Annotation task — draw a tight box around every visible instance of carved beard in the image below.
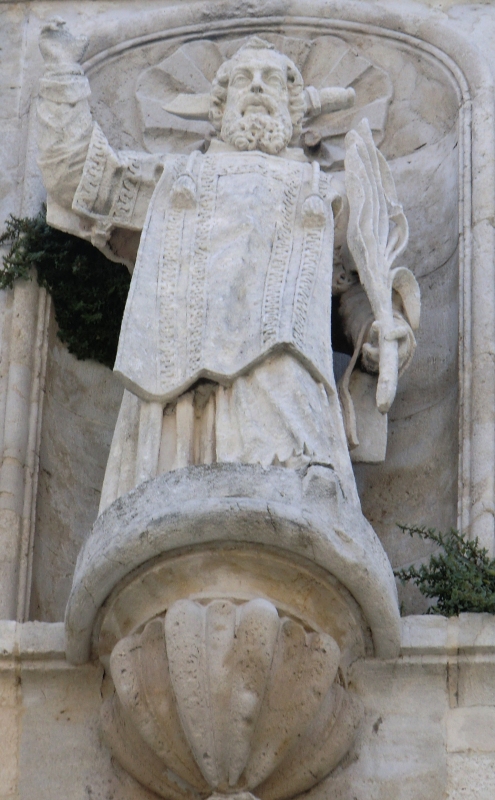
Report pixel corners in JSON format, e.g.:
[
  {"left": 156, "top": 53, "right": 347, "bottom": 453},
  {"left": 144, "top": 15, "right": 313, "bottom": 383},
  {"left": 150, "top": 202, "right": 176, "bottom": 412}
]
[{"left": 220, "top": 99, "right": 293, "bottom": 155}]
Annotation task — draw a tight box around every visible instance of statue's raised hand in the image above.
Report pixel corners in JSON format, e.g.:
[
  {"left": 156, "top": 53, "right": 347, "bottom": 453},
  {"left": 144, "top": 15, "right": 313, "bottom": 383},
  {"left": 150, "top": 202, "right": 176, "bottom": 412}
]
[{"left": 39, "top": 18, "right": 88, "bottom": 74}]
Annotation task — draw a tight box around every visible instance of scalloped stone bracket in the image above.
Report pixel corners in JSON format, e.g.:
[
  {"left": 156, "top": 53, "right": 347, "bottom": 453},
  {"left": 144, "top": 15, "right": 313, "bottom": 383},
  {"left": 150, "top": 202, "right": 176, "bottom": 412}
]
[
  {"left": 66, "top": 464, "right": 400, "bottom": 665},
  {"left": 65, "top": 464, "right": 399, "bottom": 798},
  {"left": 101, "top": 598, "right": 364, "bottom": 800}
]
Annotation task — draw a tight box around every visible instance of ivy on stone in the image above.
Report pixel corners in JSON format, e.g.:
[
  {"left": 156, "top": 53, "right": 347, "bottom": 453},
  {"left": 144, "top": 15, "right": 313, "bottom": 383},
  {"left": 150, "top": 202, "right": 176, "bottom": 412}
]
[
  {"left": 0, "top": 207, "right": 130, "bottom": 368},
  {"left": 395, "top": 525, "right": 495, "bottom": 616}
]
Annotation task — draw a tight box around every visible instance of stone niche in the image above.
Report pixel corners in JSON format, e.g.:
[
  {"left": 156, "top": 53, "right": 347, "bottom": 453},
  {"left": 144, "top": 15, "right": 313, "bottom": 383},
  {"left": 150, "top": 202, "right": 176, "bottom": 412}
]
[
  {"left": 30, "top": 4, "right": 461, "bottom": 619},
  {"left": 32, "top": 1, "right": 463, "bottom": 791},
  {"left": 3, "top": 3, "right": 495, "bottom": 800}
]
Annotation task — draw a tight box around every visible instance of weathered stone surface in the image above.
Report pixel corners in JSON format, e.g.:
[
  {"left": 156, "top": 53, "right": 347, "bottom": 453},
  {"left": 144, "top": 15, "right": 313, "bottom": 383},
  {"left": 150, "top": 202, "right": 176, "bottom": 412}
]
[
  {"left": 0, "top": 5, "right": 27, "bottom": 223},
  {"left": 0, "top": 616, "right": 491, "bottom": 800},
  {"left": 97, "top": 546, "right": 370, "bottom": 673},
  {"left": 30, "top": 320, "right": 122, "bottom": 622},
  {"left": 2, "top": 3, "right": 495, "bottom": 800},
  {"left": 446, "top": 707, "right": 495, "bottom": 753},
  {"left": 103, "top": 599, "right": 362, "bottom": 800},
  {"left": 457, "top": 659, "right": 495, "bottom": 707},
  {"left": 0, "top": 670, "right": 20, "bottom": 798},
  {"left": 17, "top": 663, "right": 156, "bottom": 800},
  {"left": 65, "top": 465, "right": 401, "bottom": 664},
  {"left": 401, "top": 614, "right": 495, "bottom": 657},
  {"left": 447, "top": 753, "right": 495, "bottom": 800}
]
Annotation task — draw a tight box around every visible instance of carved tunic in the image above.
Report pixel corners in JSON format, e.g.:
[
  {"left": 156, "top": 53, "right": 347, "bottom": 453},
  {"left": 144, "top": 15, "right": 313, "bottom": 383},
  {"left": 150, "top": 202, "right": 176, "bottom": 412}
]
[
  {"left": 108, "top": 148, "right": 338, "bottom": 402},
  {"left": 54, "top": 111, "right": 342, "bottom": 403}
]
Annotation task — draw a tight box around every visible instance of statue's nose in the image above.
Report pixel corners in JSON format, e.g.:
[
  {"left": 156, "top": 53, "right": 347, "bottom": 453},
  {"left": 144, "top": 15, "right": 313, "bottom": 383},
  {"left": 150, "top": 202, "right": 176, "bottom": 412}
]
[{"left": 250, "top": 80, "right": 263, "bottom": 93}]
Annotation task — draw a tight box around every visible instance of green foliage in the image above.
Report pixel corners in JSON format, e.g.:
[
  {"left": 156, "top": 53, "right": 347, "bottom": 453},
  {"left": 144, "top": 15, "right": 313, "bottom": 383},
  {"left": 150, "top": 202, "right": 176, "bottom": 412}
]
[
  {"left": 0, "top": 208, "right": 130, "bottom": 367},
  {"left": 395, "top": 525, "right": 495, "bottom": 616}
]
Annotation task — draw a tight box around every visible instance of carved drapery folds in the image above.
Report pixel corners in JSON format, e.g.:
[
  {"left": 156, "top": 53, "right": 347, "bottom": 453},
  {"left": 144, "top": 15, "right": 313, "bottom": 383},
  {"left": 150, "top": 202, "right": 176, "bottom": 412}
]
[{"left": 102, "top": 599, "right": 363, "bottom": 800}]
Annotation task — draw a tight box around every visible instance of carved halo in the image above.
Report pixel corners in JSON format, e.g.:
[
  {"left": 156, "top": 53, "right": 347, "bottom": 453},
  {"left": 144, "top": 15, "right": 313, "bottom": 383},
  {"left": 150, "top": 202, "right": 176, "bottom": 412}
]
[{"left": 136, "top": 33, "right": 392, "bottom": 167}]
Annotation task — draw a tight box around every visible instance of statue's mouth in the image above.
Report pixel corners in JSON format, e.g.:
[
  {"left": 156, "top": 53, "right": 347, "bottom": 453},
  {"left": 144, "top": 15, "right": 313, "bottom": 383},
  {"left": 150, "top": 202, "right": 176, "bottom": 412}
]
[
  {"left": 241, "top": 96, "right": 275, "bottom": 117},
  {"left": 242, "top": 105, "right": 271, "bottom": 117}
]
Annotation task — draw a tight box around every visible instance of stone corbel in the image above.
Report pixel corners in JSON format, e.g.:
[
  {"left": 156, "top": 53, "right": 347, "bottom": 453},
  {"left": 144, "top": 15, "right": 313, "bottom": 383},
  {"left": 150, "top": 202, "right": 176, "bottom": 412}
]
[
  {"left": 102, "top": 598, "right": 363, "bottom": 800},
  {"left": 65, "top": 464, "right": 400, "bottom": 799}
]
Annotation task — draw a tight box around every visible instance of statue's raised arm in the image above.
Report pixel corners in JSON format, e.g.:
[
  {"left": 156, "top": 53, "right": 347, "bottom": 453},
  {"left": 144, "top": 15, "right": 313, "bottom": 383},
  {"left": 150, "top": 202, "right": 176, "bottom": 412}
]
[
  {"left": 37, "top": 19, "right": 164, "bottom": 260},
  {"left": 37, "top": 19, "right": 92, "bottom": 212}
]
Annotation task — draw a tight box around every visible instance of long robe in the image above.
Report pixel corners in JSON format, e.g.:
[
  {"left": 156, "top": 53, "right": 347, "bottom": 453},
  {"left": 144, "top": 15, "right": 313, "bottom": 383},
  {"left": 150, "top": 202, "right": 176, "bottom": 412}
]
[
  {"left": 37, "top": 77, "right": 362, "bottom": 513},
  {"left": 87, "top": 141, "right": 359, "bottom": 511}
]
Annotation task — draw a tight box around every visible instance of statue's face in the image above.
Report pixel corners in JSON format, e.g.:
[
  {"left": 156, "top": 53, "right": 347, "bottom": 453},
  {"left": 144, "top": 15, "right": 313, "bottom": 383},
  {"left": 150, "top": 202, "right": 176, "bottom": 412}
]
[
  {"left": 226, "top": 50, "right": 290, "bottom": 117},
  {"left": 220, "top": 49, "right": 294, "bottom": 155}
]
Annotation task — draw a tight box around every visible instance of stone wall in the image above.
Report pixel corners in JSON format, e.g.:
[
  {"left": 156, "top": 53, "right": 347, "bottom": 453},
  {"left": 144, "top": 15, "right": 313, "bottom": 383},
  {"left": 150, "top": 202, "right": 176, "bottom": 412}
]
[
  {"left": 1, "top": 1, "right": 495, "bottom": 798},
  {"left": 1, "top": 616, "right": 495, "bottom": 800}
]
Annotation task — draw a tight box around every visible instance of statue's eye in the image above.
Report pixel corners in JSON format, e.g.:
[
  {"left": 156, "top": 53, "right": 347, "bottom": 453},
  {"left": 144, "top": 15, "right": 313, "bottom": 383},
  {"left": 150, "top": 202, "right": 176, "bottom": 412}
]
[
  {"left": 230, "top": 73, "right": 250, "bottom": 88},
  {"left": 264, "top": 72, "right": 285, "bottom": 89}
]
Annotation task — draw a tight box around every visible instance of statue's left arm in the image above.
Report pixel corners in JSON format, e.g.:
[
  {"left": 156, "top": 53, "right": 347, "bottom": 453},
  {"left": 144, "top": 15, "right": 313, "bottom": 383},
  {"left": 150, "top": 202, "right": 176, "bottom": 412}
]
[
  {"left": 329, "top": 125, "right": 420, "bottom": 457},
  {"left": 342, "top": 120, "right": 420, "bottom": 411}
]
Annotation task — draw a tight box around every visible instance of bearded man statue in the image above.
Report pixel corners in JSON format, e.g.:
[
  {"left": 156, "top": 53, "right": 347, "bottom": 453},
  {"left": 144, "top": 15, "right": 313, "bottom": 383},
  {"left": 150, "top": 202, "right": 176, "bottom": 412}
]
[
  {"left": 210, "top": 39, "right": 305, "bottom": 154},
  {"left": 36, "top": 23, "right": 417, "bottom": 513}
]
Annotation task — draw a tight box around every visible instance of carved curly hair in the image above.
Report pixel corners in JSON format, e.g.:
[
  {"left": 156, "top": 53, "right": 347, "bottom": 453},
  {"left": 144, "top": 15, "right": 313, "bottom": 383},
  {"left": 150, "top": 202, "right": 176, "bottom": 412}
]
[{"left": 209, "top": 38, "right": 306, "bottom": 142}]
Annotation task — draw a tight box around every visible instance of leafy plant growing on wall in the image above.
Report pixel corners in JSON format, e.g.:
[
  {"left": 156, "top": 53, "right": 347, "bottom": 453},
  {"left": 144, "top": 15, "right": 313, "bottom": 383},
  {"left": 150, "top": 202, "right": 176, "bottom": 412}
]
[
  {"left": 0, "top": 207, "right": 130, "bottom": 367},
  {"left": 395, "top": 525, "right": 495, "bottom": 616}
]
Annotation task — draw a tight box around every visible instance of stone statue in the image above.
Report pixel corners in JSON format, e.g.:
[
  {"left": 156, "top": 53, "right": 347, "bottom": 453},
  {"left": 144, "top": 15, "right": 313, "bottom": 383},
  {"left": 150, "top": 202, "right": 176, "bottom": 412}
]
[
  {"left": 37, "top": 20, "right": 419, "bottom": 514},
  {"left": 38, "top": 21, "right": 421, "bottom": 795}
]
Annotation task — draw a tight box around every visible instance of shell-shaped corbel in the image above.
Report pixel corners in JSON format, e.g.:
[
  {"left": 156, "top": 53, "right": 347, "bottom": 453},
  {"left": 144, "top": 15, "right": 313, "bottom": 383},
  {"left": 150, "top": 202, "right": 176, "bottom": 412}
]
[{"left": 102, "top": 598, "right": 363, "bottom": 800}]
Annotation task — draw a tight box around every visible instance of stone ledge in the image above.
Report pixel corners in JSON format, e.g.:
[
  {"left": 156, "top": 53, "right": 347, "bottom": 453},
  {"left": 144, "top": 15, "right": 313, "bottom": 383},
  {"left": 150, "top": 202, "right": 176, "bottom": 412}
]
[
  {"left": 0, "top": 622, "right": 65, "bottom": 662},
  {"left": 1, "top": 614, "right": 494, "bottom": 663},
  {"left": 401, "top": 614, "right": 495, "bottom": 656}
]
